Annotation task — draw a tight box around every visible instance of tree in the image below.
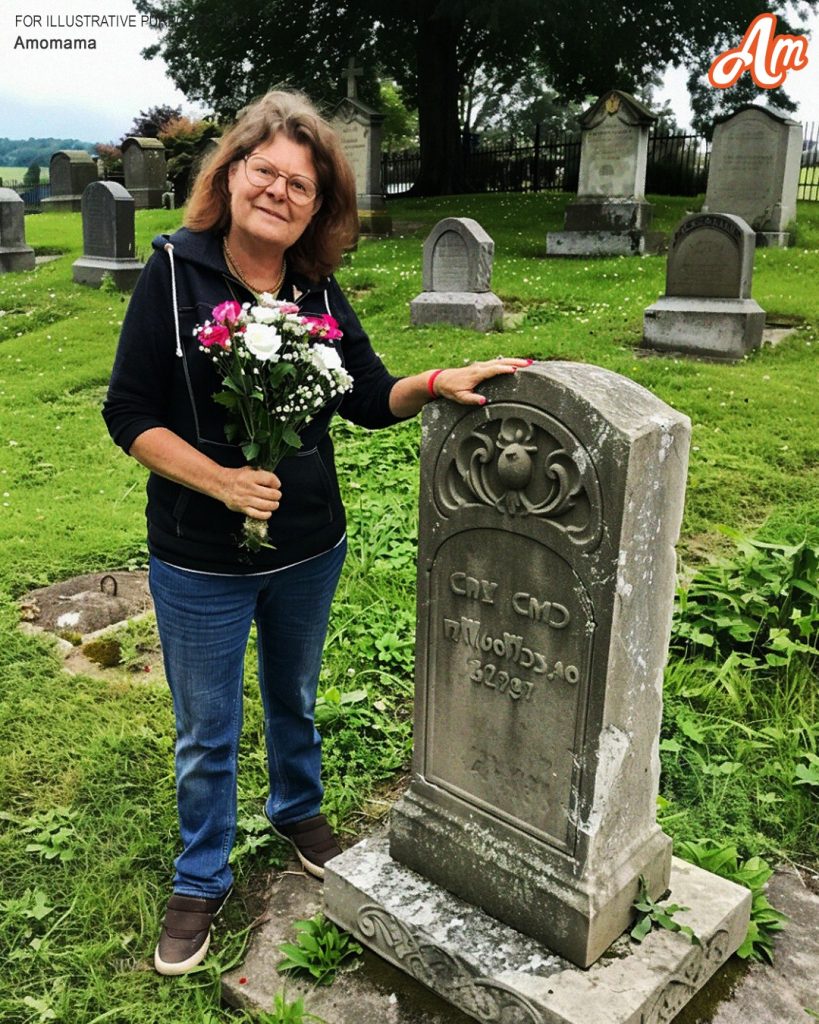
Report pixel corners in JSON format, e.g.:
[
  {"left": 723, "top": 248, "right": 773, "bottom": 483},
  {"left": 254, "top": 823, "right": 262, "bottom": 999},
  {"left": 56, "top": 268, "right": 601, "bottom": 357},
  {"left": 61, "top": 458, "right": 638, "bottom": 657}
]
[
  {"left": 22, "top": 162, "right": 40, "bottom": 187},
  {"left": 125, "top": 104, "right": 183, "bottom": 140},
  {"left": 158, "top": 115, "right": 221, "bottom": 203},
  {"left": 134, "top": 0, "right": 818, "bottom": 195}
]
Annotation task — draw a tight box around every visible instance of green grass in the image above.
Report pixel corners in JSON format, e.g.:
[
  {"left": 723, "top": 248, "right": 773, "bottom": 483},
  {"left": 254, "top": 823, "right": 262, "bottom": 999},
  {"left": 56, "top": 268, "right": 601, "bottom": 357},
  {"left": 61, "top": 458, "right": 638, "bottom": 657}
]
[
  {"left": 0, "top": 193, "right": 817, "bottom": 1021},
  {"left": 0, "top": 167, "right": 48, "bottom": 184}
]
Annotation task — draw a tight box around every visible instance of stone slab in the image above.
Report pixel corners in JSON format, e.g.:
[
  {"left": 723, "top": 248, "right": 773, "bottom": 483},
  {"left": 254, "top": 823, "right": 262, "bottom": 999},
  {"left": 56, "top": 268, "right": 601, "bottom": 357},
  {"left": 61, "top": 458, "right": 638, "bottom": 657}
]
[
  {"left": 72, "top": 256, "right": 144, "bottom": 290},
  {"left": 410, "top": 291, "right": 503, "bottom": 331},
  {"left": 0, "top": 249, "right": 36, "bottom": 272},
  {"left": 755, "top": 231, "right": 791, "bottom": 248},
  {"left": 563, "top": 198, "right": 653, "bottom": 233},
  {"left": 546, "top": 231, "right": 645, "bottom": 256},
  {"left": 325, "top": 835, "right": 751, "bottom": 1024},
  {"left": 41, "top": 196, "right": 84, "bottom": 213},
  {"left": 642, "top": 297, "right": 765, "bottom": 361}
]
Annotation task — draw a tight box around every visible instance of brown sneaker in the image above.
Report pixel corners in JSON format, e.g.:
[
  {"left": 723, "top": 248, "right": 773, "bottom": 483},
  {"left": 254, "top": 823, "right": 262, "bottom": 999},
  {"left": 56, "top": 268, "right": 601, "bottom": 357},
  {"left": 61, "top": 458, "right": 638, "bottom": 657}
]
[
  {"left": 271, "top": 813, "right": 342, "bottom": 879},
  {"left": 154, "top": 890, "right": 230, "bottom": 976}
]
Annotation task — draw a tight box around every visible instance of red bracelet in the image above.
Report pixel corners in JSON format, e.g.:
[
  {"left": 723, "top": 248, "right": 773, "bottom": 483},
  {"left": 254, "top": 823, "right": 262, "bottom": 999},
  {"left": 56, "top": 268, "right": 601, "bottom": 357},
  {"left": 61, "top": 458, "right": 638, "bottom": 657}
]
[{"left": 427, "top": 369, "right": 444, "bottom": 397}]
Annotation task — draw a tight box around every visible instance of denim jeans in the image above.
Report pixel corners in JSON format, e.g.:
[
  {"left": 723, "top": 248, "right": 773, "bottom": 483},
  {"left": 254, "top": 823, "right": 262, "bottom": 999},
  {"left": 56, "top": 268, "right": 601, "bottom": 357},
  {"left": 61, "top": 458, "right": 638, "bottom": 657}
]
[{"left": 148, "top": 538, "right": 346, "bottom": 898}]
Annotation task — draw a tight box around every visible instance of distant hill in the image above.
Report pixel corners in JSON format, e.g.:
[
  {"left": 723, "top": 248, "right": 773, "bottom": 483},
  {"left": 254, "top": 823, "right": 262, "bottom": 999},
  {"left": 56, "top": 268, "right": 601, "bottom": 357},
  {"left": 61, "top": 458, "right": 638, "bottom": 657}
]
[{"left": 0, "top": 137, "right": 95, "bottom": 168}]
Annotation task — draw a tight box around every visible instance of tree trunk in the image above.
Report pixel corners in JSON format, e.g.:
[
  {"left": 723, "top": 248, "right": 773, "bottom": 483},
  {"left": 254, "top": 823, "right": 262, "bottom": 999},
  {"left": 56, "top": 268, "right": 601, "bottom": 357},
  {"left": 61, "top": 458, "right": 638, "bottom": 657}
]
[{"left": 409, "top": 5, "right": 463, "bottom": 196}]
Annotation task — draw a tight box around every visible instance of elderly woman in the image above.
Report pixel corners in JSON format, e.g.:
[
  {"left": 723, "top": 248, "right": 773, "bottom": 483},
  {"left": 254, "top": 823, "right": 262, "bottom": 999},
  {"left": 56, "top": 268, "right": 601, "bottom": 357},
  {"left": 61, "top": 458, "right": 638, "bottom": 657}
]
[{"left": 103, "top": 89, "right": 527, "bottom": 976}]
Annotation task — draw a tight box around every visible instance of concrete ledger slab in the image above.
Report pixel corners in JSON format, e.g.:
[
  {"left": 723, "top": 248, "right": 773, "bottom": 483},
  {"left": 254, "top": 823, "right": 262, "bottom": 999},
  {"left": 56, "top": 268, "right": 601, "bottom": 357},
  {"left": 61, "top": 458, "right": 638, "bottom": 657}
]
[
  {"left": 325, "top": 835, "right": 751, "bottom": 1024},
  {"left": 546, "top": 231, "right": 646, "bottom": 256}
]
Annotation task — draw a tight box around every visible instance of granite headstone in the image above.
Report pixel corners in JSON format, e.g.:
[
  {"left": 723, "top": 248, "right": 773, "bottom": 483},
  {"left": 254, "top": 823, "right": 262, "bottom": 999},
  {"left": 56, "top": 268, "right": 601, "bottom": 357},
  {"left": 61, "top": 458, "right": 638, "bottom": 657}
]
[
  {"left": 643, "top": 213, "right": 765, "bottom": 360},
  {"left": 0, "top": 188, "right": 36, "bottom": 272},
  {"left": 326, "top": 363, "right": 751, "bottom": 1022},
  {"left": 703, "top": 105, "right": 802, "bottom": 247},
  {"left": 410, "top": 217, "right": 503, "bottom": 331},
  {"left": 547, "top": 91, "right": 657, "bottom": 256},
  {"left": 72, "top": 181, "right": 144, "bottom": 290},
  {"left": 122, "top": 137, "right": 167, "bottom": 209},
  {"left": 42, "top": 150, "right": 97, "bottom": 212}
]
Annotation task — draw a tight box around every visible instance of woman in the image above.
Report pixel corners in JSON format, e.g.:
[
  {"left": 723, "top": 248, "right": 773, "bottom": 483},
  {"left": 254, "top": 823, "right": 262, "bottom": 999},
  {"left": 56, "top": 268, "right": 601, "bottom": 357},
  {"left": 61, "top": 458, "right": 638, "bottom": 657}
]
[{"left": 103, "top": 89, "right": 528, "bottom": 976}]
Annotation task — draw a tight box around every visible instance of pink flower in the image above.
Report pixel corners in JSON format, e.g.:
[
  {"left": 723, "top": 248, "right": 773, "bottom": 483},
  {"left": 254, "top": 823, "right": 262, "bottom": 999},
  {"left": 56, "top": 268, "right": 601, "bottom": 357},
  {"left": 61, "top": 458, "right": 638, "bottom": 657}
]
[
  {"left": 304, "top": 314, "right": 343, "bottom": 341},
  {"left": 212, "top": 300, "right": 243, "bottom": 325},
  {"left": 278, "top": 302, "right": 301, "bottom": 314},
  {"left": 197, "top": 323, "right": 231, "bottom": 348}
]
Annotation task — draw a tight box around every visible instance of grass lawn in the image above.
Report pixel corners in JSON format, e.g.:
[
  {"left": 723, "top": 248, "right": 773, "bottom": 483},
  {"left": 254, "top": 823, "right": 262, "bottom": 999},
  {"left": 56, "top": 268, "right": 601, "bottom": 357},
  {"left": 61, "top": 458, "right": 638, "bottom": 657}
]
[{"left": 0, "top": 192, "right": 816, "bottom": 1022}]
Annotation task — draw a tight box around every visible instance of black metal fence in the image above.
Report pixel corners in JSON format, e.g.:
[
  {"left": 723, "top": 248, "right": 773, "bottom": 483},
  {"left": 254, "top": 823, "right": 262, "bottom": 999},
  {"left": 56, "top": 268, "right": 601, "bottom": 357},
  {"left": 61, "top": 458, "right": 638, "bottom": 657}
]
[
  {"left": 384, "top": 119, "right": 819, "bottom": 202},
  {"left": 799, "top": 120, "right": 819, "bottom": 202},
  {"left": 4, "top": 180, "right": 51, "bottom": 211}
]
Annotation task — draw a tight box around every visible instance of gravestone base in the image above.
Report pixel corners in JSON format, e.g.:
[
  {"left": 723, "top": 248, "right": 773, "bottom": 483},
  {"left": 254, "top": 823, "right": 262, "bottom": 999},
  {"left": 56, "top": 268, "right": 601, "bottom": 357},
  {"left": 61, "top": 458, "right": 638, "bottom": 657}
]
[
  {"left": 563, "top": 198, "right": 653, "bottom": 233},
  {"left": 72, "top": 255, "right": 144, "bottom": 290},
  {"left": 0, "top": 245, "right": 36, "bottom": 272},
  {"left": 42, "top": 195, "right": 84, "bottom": 213},
  {"left": 755, "top": 230, "right": 791, "bottom": 248},
  {"left": 388, "top": 783, "right": 671, "bottom": 967},
  {"left": 546, "top": 230, "right": 646, "bottom": 257},
  {"left": 128, "top": 187, "right": 164, "bottom": 209},
  {"left": 410, "top": 291, "right": 503, "bottom": 331},
  {"left": 642, "top": 296, "right": 765, "bottom": 361},
  {"left": 325, "top": 835, "right": 751, "bottom": 1024}
]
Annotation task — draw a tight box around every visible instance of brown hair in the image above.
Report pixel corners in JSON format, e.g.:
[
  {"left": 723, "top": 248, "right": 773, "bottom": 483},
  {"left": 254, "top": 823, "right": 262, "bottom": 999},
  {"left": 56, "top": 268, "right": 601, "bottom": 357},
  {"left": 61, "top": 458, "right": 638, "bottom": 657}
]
[{"left": 185, "top": 90, "right": 358, "bottom": 281}]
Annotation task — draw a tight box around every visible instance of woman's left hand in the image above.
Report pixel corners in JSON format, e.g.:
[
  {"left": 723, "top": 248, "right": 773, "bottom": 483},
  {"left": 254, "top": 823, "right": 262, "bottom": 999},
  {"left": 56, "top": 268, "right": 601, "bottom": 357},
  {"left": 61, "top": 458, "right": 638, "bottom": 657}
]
[{"left": 433, "top": 358, "right": 533, "bottom": 405}]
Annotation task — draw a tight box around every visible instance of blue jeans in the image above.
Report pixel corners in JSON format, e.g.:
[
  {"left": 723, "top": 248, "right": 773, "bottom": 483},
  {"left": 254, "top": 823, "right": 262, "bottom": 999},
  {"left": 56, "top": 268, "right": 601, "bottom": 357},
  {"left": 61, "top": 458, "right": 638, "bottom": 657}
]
[{"left": 148, "top": 539, "right": 346, "bottom": 898}]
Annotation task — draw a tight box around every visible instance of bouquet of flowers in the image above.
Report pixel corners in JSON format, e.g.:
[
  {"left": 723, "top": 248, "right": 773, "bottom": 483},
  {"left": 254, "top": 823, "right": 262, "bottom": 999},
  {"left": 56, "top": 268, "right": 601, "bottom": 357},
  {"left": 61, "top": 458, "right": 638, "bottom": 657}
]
[{"left": 195, "top": 294, "right": 353, "bottom": 551}]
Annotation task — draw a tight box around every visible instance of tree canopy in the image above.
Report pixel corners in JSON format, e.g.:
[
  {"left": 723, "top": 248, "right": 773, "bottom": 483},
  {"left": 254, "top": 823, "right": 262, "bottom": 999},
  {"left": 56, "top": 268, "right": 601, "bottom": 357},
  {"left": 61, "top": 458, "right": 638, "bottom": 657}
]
[{"left": 135, "top": 0, "right": 816, "bottom": 194}]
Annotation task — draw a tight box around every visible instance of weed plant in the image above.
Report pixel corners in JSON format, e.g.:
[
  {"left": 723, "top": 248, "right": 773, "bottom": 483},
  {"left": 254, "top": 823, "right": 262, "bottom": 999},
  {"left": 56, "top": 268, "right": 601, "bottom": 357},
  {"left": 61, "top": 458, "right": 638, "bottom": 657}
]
[{"left": 0, "top": 195, "right": 817, "bottom": 1020}]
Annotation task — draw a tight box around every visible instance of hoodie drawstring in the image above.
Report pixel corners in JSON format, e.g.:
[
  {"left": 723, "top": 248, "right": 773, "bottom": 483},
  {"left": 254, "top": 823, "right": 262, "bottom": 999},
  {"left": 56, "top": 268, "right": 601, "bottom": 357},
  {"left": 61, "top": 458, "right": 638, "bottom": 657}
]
[{"left": 164, "top": 242, "right": 183, "bottom": 357}]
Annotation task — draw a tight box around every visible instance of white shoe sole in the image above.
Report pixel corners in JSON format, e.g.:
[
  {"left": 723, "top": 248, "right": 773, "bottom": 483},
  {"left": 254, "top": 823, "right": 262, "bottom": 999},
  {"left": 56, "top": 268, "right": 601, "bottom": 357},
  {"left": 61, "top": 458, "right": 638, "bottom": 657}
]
[{"left": 154, "top": 929, "right": 211, "bottom": 976}]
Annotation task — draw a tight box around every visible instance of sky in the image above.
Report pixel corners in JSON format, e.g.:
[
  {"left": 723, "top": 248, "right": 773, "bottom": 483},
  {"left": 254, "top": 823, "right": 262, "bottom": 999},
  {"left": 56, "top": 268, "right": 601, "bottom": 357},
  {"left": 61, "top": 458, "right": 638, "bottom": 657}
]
[{"left": 1, "top": 0, "right": 817, "bottom": 144}]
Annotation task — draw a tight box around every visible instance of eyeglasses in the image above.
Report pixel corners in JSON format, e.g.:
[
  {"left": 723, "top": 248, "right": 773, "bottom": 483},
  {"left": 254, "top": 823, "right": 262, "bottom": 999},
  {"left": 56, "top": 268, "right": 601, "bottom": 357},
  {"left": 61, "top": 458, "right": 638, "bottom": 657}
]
[{"left": 242, "top": 155, "right": 319, "bottom": 205}]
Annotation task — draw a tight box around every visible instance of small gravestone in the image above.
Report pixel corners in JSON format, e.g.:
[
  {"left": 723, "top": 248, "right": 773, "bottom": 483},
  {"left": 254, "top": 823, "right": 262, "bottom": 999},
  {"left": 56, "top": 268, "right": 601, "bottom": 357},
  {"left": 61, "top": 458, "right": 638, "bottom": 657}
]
[
  {"left": 410, "top": 218, "right": 503, "bottom": 332},
  {"left": 19, "top": 571, "right": 152, "bottom": 636},
  {"left": 72, "top": 181, "right": 144, "bottom": 290},
  {"left": 643, "top": 213, "right": 765, "bottom": 361},
  {"left": 0, "top": 188, "right": 36, "bottom": 272},
  {"left": 547, "top": 91, "right": 657, "bottom": 256},
  {"left": 325, "top": 363, "right": 751, "bottom": 1022},
  {"left": 122, "top": 137, "right": 167, "bottom": 209},
  {"left": 333, "top": 58, "right": 392, "bottom": 235},
  {"left": 42, "top": 150, "right": 98, "bottom": 212},
  {"left": 703, "top": 105, "right": 802, "bottom": 247}
]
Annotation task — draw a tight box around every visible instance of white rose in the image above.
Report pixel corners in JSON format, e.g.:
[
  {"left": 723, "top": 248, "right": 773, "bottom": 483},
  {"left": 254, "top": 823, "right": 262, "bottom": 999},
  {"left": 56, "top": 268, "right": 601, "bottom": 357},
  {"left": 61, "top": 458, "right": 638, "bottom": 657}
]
[
  {"left": 244, "top": 323, "right": 282, "bottom": 361},
  {"left": 250, "top": 304, "right": 279, "bottom": 324},
  {"left": 311, "top": 344, "right": 343, "bottom": 374}
]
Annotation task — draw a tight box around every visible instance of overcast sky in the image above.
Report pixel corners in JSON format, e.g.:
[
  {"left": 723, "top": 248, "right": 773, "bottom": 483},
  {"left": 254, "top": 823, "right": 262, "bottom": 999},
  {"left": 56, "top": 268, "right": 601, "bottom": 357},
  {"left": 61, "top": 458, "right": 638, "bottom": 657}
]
[{"left": 1, "top": 0, "right": 817, "bottom": 143}]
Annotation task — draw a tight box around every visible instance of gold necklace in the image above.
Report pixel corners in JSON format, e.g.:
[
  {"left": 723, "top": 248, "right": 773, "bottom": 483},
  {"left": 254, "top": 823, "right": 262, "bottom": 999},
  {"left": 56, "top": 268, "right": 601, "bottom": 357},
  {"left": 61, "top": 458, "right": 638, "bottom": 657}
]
[{"left": 223, "top": 238, "right": 287, "bottom": 296}]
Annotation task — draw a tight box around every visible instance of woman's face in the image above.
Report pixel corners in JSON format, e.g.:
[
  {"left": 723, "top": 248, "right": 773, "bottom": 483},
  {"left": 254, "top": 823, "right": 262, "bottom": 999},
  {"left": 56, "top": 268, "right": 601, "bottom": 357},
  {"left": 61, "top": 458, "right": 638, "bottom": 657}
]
[{"left": 227, "top": 133, "right": 321, "bottom": 253}]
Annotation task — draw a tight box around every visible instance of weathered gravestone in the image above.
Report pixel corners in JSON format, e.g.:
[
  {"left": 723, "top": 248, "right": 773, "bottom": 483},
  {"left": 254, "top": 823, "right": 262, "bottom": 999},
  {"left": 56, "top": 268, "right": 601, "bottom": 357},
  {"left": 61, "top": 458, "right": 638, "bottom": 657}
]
[
  {"left": 122, "top": 136, "right": 167, "bottom": 209},
  {"left": 643, "top": 213, "right": 765, "bottom": 361},
  {"left": 702, "top": 105, "right": 802, "bottom": 248},
  {"left": 72, "top": 181, "right": 144, "bottom": 290},
  {"left": 410, "top": 218, "right": 503, "bottom": 332},
  {"left": 325, "top": 363, "right": 751, "bottom": 1023},
  {"left": 0, "top": 188, "right": 36, "bottom": 272},
  {"left": 333, "top": 58, "right": 392, "bottom": 235},
  {"left": 42, "top": 150, "right": 97, "bottom": 212},
  {"left": 547, "top": 91, "right": 657, "bottom": 256}
]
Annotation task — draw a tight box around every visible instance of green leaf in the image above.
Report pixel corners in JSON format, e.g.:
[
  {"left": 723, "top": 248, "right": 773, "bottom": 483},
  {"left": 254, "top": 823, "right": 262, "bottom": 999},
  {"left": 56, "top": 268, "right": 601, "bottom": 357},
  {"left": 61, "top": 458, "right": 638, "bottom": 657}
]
[{"left": 242, "top": 441, "right": 260, "bottom": 462}]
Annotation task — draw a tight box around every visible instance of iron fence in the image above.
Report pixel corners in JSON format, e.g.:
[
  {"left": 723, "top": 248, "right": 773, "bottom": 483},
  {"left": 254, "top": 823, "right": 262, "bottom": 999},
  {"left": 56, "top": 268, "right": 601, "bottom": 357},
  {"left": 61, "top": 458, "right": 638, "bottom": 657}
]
[{"left": 799, "top": 120, "right": 819, "bottom": 202}]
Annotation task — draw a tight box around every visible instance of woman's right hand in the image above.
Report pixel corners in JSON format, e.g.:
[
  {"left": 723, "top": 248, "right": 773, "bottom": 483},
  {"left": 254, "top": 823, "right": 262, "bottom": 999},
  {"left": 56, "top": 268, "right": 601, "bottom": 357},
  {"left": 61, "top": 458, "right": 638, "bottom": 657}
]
[{"left": 221, "top": 466, "right": 282, "bottom": 519}]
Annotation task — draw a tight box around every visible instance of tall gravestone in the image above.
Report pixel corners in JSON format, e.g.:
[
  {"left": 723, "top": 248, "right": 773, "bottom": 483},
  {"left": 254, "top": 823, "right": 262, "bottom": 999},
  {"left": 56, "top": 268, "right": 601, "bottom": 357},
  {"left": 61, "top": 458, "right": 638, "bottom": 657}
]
[
  {"left": 333, "top": 58, "right": 392, "bottom": 235},
  {"left": 122, "top": 137, "right": 167, "bottom": 209},
  {"left": 325, "top": 364, "right": 751, "bottom": 1023},
  {"left": 547, "top": 91, "right": 657, "bottom": 256},
  {"left": 703, "top": 105, "right": 802, "bottom": 247},
  {"left": 0, "top": 188, "right": 36, "bottom": 272},
  {"left": 72, "top": 181, "right": 144, "bottom": 290},
  {"left": 42, "top": 150, "right": 97, "bottom": 212},
  {"left": 410, "top": 218, "right": 503, "bottom": 332},
  {"left": 643, "top": 213, "right": 765, "bottom": 361}
]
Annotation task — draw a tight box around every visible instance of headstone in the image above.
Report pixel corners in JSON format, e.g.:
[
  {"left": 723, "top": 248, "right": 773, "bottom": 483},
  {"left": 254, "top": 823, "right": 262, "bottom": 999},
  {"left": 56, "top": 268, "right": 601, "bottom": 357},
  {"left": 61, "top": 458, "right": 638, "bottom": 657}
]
[
  {"left": 410, "top": 218, "right": 503, "bottom": 331},
  {"left": 325, "top": 363, "right": 751, "bottom": 1022},
  {"left": 0, "top": 188, "right": 36, "bottom": 272},
  {"left": 643, "top": 213, "right": 765, "bottom": 361},
  {"left": 72, "top": 181, "right": 144, "bottom": 290},
  {"left": 41, "top": 150, "right": 97, "bottom": 212},
  {"left": 547, "top": 91, "right": 657, "bottom": 256},
  {"left": 333, "top": 58, "right": 392, "bottom": 235},
  {"left": 121, "top": 137, "right": 167, "bottom": 209},
  {"left": 703, "top": 105, "right": 802, "bottom": 247}
]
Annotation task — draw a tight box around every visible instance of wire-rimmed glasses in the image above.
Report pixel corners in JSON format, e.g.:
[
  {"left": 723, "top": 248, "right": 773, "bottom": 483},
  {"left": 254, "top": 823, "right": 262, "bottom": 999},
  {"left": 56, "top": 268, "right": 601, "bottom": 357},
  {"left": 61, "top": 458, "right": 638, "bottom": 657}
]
[{"left": 242, "top": 155, "right": 319, "bottom": 205}]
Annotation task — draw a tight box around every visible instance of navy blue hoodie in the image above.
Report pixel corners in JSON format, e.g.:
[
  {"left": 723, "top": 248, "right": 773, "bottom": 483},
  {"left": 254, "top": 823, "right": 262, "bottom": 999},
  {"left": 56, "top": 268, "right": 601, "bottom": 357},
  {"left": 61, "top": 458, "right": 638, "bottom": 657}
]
[{"left": 103, "top": 227, "right": 405, "bottom": 573}]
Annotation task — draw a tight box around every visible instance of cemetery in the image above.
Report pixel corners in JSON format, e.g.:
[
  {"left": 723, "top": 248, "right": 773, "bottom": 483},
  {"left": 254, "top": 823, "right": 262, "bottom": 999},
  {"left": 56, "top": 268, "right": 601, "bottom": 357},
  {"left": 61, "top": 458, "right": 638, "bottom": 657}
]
[{"left": 1, "top": 156, "right": 818, "bottom": 1023}]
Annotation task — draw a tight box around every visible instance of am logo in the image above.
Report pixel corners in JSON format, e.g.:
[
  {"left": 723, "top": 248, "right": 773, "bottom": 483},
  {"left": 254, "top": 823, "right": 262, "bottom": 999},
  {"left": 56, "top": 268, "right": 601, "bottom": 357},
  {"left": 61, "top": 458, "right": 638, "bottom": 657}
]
[{"left": 708, "top": 12, "right": 809, "bottom": 90}]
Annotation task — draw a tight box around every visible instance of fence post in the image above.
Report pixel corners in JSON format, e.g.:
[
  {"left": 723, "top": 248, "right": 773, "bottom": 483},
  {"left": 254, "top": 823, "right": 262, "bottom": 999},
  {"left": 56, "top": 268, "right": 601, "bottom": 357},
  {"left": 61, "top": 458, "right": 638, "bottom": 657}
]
[{"left": 533, "top": 121, "right": 541, "bottom": 193}]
